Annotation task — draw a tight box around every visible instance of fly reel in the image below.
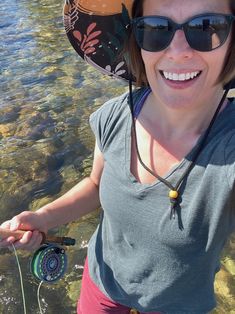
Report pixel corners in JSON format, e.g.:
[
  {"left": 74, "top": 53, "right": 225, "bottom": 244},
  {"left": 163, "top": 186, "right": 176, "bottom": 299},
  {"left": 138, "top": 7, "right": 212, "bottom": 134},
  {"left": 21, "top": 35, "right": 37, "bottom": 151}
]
[
  {"left": 31, "top": 244, "right": 68, "bottom": 283},
  {"left": 0, "top": 228, "right": 76, "bottom": 283}
]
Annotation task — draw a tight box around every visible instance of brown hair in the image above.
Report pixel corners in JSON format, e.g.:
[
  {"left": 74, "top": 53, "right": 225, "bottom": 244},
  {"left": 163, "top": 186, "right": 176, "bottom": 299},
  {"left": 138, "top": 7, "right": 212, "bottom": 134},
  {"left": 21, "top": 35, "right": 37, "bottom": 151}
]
[{"left": 127, "top": 0, "right": 235, "bottom": 88}]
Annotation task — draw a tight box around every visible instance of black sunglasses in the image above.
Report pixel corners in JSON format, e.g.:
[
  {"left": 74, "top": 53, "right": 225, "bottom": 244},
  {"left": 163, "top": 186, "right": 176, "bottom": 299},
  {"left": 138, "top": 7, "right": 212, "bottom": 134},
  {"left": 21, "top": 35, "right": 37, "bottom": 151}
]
[{"left": 131, "top": 13, "right": 235, "bottom": 52}]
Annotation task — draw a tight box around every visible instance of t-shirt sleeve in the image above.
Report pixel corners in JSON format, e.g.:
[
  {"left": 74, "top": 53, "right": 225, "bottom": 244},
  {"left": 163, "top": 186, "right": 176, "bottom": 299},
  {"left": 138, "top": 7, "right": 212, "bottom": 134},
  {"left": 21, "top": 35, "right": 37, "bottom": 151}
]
[
  {"left": 224, "top": 132, "right": 235, "bottom": 189},
  {"left": 89, "top": 92, "right": 129, "bottom": 152},
  {"left": 224, "top": 131, "right": 235, "bottom": 232},
  {"left": 89, "top": 106, "right": 105, "bottom": 152}
]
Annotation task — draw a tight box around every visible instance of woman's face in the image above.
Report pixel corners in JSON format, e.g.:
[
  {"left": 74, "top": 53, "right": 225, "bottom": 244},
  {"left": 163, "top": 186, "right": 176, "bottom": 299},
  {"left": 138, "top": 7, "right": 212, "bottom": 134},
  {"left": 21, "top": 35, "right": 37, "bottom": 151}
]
[{"left": 141, "top": 0, "right": 231, "bottom": 111}]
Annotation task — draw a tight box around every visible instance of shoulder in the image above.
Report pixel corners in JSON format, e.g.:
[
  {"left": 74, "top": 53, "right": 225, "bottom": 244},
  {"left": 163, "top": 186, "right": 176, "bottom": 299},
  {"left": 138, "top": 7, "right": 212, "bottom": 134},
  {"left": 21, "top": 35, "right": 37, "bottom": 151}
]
[
  {"left": 89, "top": 91, "right": 127, "bottom": 152},
  {"left": 90, "top": 87, "right": 146, "bottom": 124},
  {"left": 220, "top": 100, "right": 235, "bottom": 188},
  {"left": 89, "top": 91, "right": 129, "bottom": 152},
  {"left": 89, "top": 88, "right": 146, "bottom": 151},
  {"left": 212, "top": 99, "right": 235, "bottom": 151},
  {"left": 222, "top": 99, "right": 235, "bottom": 151},
  {"left": 89, "top": 90, "right": 130, "bottom": 127}
]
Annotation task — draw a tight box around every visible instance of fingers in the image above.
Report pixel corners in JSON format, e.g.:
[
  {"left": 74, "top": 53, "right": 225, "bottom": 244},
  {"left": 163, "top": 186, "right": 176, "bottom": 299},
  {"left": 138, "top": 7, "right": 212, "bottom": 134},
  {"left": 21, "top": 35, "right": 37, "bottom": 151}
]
[
  {"left": 0, "top": 220, "right": 11, "bottom": 228},
  {"left": 0, "top": 214, "right": 43, "bottom": 250},
  {"left": 0, "top": 236, "right": 16, "bottom": 247},
  {"left": 0, "top": 215, "right": 27, "bottom": 234},
  {"left": 0, "top": 230, "right": 43, "bottom": 251},
  {"left": 0, "top": 211, "right": 47, "bottom": 251},
  {"left": 10, "top": 214, "right": 31, "bottom": 231},
  {"left": 0, "top": 220, "right": 17, "bottom": 248},
  {"left": 0, "top": 220, "right": 11, "bottom": 229},
  {"left": 13, "top": 230, "right": 43, "bottom": 251}
]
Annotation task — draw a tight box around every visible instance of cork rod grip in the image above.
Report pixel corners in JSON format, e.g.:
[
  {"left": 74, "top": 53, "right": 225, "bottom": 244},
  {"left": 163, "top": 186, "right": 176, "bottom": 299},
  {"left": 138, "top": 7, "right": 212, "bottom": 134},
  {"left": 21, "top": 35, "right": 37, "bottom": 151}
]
[{"left": 0, "top": 227, "right": 75, "bottom": 246}]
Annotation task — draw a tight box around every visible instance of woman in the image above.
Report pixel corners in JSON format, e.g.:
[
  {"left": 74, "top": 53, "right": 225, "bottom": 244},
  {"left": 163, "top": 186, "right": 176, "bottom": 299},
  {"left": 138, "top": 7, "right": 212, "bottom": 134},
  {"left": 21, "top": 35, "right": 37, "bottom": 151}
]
[{"left": 1, "top": 0, "right": 235, "bottom": 313}]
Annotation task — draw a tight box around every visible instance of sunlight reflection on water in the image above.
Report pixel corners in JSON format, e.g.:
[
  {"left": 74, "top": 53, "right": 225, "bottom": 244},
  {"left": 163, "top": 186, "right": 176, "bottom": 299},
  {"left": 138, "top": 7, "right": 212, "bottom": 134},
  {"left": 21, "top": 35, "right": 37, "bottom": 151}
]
[{"left": 0, "top": 1, "right": 234, "bottom": 313}]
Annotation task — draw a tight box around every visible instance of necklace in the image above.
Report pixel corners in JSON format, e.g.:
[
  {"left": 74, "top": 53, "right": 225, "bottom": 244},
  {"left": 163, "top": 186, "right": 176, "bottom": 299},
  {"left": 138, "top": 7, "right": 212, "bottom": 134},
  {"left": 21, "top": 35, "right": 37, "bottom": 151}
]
[{"left": 129, "top": 81, "right": 230, "bottom": 220}]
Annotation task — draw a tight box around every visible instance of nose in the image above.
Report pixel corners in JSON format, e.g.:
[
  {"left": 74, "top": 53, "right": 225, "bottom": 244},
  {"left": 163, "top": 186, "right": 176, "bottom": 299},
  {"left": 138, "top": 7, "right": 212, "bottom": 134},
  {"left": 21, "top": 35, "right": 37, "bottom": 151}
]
[{"left": 165, "top": 29, "right": 194, "bottom": 60}]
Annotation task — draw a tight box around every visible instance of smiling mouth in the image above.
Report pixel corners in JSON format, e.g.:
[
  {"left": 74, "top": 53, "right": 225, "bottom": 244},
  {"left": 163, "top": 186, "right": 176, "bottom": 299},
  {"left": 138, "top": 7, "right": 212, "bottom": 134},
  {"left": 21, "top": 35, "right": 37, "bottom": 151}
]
[{"left": 160, "top": 70, "right": 202, "bottom": 82}]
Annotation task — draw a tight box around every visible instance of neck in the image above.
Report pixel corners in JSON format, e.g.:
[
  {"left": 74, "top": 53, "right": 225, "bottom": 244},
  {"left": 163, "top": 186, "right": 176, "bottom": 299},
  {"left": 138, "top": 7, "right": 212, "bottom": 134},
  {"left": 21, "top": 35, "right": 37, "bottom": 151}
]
[{"left": 143, "top": 89, "right": 227, "bottom": 141}]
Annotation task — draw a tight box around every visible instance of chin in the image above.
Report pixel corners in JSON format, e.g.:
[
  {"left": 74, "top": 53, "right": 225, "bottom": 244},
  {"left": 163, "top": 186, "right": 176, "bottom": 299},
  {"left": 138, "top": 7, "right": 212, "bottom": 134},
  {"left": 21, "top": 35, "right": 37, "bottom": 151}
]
[
  {"left": 153, "top": 87, "right": 198, "bottom": 110},
  {"left": 162, "top": 98, "right": 194, "bottom": 110}
]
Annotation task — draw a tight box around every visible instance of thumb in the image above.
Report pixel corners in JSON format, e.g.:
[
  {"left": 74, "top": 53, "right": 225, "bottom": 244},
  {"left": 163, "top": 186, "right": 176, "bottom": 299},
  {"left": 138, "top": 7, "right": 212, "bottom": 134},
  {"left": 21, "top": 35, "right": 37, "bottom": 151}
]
[
  {"left": 0, "top": 220, "right": 11, "bottom": 229},
  {"left": 10, "top": 217, "right": 24, "bottom": 231}
]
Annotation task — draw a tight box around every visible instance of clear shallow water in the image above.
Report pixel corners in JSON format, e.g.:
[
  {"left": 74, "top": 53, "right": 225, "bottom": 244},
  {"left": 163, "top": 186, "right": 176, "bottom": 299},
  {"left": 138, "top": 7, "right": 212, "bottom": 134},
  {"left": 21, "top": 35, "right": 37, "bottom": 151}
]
[
  {"left": 0, "top": 0, "right": 125, "bottom": 312},
  {"left": 0, "top": 1, "right": 234, "bottom": 313}
]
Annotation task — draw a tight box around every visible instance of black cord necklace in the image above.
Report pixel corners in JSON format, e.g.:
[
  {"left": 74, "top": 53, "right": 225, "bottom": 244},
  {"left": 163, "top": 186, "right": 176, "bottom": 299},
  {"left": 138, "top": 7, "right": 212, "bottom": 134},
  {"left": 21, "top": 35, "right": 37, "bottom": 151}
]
[{"left": 129, "top": 80, "right": 230, "bottom": 219}]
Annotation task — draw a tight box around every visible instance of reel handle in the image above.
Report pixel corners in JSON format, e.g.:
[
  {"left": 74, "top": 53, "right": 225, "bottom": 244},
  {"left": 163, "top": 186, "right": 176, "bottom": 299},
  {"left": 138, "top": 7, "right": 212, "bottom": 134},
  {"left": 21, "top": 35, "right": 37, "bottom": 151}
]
[{"left": 0, "top": 227, "right": 75, "bottom": 246}]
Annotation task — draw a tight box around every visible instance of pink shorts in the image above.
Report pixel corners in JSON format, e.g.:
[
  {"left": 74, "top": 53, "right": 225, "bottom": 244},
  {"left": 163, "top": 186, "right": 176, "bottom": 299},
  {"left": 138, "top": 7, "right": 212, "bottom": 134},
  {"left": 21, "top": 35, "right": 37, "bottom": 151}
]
[{"left": 77, "top": 258, "right": 162, "bottom": 314}]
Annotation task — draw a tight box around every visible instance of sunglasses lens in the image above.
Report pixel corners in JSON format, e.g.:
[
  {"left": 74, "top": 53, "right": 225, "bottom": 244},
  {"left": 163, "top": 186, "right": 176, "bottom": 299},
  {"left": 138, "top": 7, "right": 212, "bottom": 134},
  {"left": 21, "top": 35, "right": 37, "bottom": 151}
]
[
  {"left": 133, "top": 14, "right": 232, "bottom": 52},
  {"left": 133, "top": 17, "right": 173, "bottom": 51},
  {"left": 186, "top": 15, "right": 231, "bottom": 51}
]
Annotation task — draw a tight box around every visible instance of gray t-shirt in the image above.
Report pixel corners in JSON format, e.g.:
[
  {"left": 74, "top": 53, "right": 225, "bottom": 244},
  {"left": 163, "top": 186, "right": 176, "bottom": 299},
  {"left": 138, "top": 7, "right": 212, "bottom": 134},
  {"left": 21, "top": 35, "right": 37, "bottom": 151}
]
[{"left": 87, "top": 88, "right": 235, "bottom": 313}]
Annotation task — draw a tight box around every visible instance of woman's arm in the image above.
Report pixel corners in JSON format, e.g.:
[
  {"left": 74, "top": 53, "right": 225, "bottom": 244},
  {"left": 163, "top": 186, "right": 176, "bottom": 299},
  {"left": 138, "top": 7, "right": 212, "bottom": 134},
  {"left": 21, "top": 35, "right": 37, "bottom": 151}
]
[
  {"left": 37, "top": 141, "right": 104, "bottom": 230},
  {"left": 0, "top": 142, "right": 104, "bottom": 249}
]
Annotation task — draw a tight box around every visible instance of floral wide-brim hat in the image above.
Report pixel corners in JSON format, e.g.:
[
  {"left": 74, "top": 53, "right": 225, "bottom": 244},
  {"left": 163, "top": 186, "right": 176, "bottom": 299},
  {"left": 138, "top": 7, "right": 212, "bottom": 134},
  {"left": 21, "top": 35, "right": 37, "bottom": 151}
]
[
  {"left": 63, "top": 0, "right": 133, "bottom": 80},
  {"left": 63, "top": 0, "right": 235, "bottom": 91}
]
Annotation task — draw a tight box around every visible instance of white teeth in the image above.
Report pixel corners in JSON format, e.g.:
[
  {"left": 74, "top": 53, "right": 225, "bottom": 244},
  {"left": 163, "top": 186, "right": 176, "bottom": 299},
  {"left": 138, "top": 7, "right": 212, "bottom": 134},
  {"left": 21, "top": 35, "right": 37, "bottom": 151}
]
[
  {"left": 186, "top": 73, "right": 191, "bottom": 80},
  {"left": 163, "top": 71, "right": 200, "bottom": 81}
]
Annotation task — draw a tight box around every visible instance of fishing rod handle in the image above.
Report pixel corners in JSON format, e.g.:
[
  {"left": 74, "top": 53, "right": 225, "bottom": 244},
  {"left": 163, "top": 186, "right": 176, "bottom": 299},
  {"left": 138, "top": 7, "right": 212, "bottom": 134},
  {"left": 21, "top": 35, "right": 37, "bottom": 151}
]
[{"left": 0, "top": 227, "right": 75, "bottom": 246}]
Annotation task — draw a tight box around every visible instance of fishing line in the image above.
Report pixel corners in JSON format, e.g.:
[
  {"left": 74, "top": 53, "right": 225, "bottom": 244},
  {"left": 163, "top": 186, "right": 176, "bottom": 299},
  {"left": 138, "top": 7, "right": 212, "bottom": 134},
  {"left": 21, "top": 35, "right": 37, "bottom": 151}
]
[
  {"left": 5, "top": 231, "right": 76, "bottom": 313},
  {"left": 11, "top": 243, "right": 27, "bottom": 314},
  {"left": 11, "top": 244, "right": 45, "bottom": 314},
  {"left": 37, "top": 281, "right": 44, "bottom": 314},
  {"left": 11, "top": 243, "right": 65, "bottom": 314}
]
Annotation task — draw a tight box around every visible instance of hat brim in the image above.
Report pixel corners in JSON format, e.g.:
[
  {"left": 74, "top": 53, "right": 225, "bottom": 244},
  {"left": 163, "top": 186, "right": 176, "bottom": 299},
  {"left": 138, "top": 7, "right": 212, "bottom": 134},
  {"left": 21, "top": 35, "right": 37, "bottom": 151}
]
[
  {"left": 63, "top": 0, "right": 133, "bottom": 81},
  {"left": 63, "top": 0, "right": 235, "bottom": 92}
]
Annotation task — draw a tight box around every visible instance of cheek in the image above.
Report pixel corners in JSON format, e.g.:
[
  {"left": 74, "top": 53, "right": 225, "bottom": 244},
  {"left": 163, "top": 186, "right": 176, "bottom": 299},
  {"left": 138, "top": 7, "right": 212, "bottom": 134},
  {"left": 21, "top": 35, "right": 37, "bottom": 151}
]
[
  {"left": 204, "top": 49, "right": 228, "bottom": 77},
  {"left": 141, "top": 50, "right": 162, "bottom": 75},
  {"left": 141, "top": 49, "right": 151, "bottom": 67}
]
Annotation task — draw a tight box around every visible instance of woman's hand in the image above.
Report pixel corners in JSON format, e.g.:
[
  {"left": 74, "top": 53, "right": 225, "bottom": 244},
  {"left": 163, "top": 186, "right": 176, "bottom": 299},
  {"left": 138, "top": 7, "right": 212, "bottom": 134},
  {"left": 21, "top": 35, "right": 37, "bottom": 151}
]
[
  {"left": 0, "top": 211, "right": 48, "bottom": 251},
  {"left": 0, "top": 145, "right": 104, "bottom": 251}
]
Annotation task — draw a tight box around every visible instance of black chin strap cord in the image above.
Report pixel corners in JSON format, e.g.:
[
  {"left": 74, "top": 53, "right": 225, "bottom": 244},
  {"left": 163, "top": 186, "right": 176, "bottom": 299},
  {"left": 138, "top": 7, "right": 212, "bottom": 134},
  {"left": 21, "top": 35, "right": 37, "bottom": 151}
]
[{"left": 129, "top": 79, "right": 230, "bottom": 219}]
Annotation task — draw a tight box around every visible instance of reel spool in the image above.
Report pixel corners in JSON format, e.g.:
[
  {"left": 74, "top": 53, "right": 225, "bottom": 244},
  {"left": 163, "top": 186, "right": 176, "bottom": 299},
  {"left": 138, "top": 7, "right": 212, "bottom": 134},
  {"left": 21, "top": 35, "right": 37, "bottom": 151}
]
[
  {"left": 31, "top": 244, "right": 67, "bottom": 283},
  {"left": 0, "top": 227, "right": 75, "bottom": 283}
]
